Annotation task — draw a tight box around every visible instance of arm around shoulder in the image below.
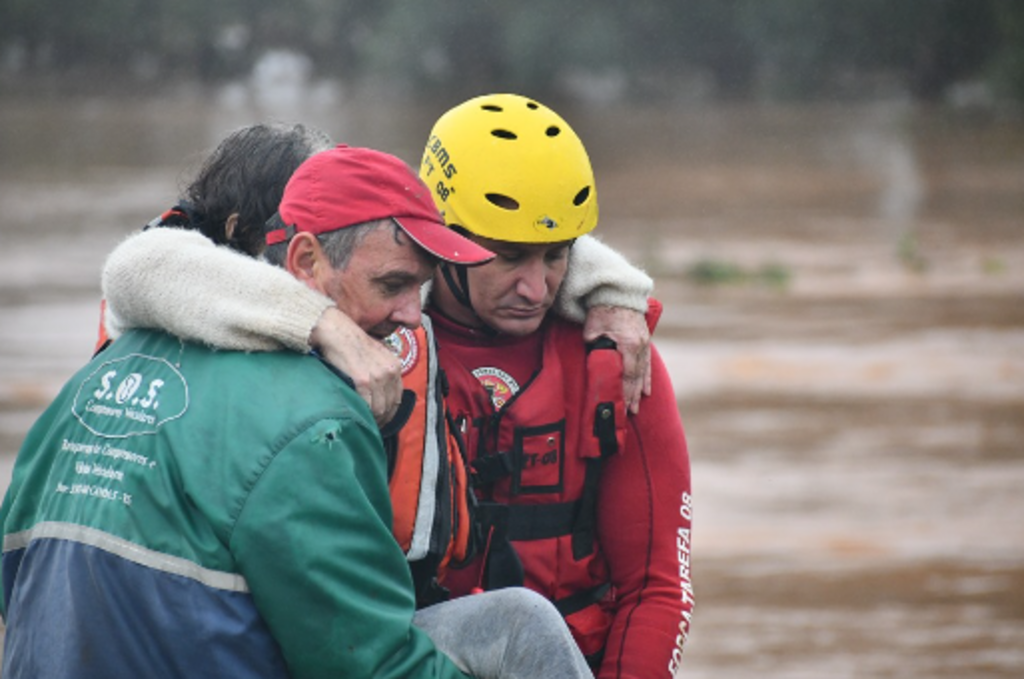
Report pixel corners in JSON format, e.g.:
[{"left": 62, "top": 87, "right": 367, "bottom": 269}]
[
  {"left": 560, "top": 234, "right": 656, "bottom": 411},
  {"left": 102, "top": 228, "right": 332, "bottom": 351},
  {"left": 555, "top": 233, "right": 653, "bottom": 323}
]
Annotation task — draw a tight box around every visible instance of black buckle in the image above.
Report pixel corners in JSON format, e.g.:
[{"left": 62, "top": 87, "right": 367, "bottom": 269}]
[{"left": 470, "top": 452, "right": 514, "bottom": 486}]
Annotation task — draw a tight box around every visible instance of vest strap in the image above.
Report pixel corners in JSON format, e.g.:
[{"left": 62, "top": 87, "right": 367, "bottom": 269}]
[
  {"left": 572, "top": 399, "right": 620, "bottom": 559},
  {"left": 570, "top": 336, "right": 624, "bottom": 560},
  {"left": 553, "top": 582, "right": 611, "bottom": 618},
  {"left": 440, "top": 263, "right": 473, "bottom": 310},
  {"left": 572, "top": 458, "right": 602, "bottom": 559},
  {"left": 585, "top": 647, "right": 606, "bottom": 672},
  {"left": 506, "top": 499, "right": 581, "bottom": 541},
  {"left": 469, "top": 451, "right": 514, "bottom": 486},
  {"left": 476, "top": 502, "right": 525, "bottom": 590}
]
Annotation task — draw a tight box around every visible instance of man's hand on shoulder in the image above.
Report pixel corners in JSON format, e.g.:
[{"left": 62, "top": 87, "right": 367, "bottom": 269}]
[
  {"left": 583, "top": 305, "right": 652, "bottom": 414},
  {"left": 310, "top": 307, "right": 403, "bottom": 425}
]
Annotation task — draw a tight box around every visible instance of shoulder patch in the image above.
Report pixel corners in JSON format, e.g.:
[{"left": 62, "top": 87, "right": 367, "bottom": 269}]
[{"left": 384, "top": 327, "right": 420, "bottom": 376}]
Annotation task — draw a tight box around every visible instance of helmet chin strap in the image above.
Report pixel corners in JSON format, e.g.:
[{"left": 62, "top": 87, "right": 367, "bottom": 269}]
[
  {"left": 440, "top": 262, "right": 473, "bottom": 310},
  {"left": 439, "top": 263, "right": 499, "bottom": 336}
]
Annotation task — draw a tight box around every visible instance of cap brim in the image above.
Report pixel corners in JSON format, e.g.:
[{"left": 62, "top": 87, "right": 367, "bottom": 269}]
[{"left": 393, "top": 217, "right": 495, "bottom": 265}]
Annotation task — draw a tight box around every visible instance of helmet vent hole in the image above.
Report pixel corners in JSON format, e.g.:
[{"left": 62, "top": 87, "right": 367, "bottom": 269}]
[
  {"left": 573, "top": 186, "right": 591, "bottom": 206},
  {"left": 545, "top": 126, "right": 561, "bottom": 137},
  {"left": 527, "top": 102, "right": 539, "bottom": 110},
  {"left": 482, "top": 105, "right": 503, "bottom": 112},
  {"left": 491, "top": 129, "right": 518, "bottom": 140},
  {"left": 485, "top": 193, "right": 520, "bottom": 211}
]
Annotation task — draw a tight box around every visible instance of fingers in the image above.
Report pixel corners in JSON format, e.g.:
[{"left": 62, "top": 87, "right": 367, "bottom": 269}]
[
  {"left": 350, "top": 347, "right": 403, "bottom": 426},
  {"left": 309, "top": 307, "right": 403, "bottom": 425},
  {"left": 621, "top": 347, "right": 644, "bottom": 415},
  {"left": 643, "top": 345, "right": 653, "bottom": 397},
  {"left": 628, "top": 344, "right": 652, "bottom": 414},
  {"left": 375, "top": 359, "right": 403, "bottom": 425},
  {"left": 353, "top": 382, "right": 379, "bottom": 422},
  {"left": 582, "top": 305, "right": 652, "bottom": 414}
]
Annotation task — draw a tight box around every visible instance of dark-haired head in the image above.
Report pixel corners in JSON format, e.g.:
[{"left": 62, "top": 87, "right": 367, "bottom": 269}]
[{"left": 182, "top": 123, "right": 332, "bottom": 256}]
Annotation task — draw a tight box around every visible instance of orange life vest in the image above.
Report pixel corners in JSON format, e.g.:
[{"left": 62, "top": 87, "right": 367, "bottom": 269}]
[
  {"left": 94, "top": 299, "right": 111, "bottom": 354},
  {"left": 381, "top": 317, "right": 475, "bottom": 606}
]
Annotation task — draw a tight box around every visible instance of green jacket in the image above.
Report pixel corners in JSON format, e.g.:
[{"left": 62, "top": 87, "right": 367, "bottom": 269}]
[{"left": 0, "top": 328, "right": 468, "bottom": 679}]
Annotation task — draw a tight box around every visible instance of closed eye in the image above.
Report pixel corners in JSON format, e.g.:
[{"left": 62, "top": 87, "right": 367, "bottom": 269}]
[
  {"left": 376, "top": 275, "right": 418, "bottom": 297},
  {"left": 499, "top": 251, "right": 525, "bottom": 264},
  {"left": 545, "top": 247, "right": 571, "bottom": 264}
]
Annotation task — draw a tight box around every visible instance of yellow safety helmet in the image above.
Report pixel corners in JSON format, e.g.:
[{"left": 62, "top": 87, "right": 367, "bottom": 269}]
[{"left": 419, "top": 93, "right": 598, "bottom": 244}]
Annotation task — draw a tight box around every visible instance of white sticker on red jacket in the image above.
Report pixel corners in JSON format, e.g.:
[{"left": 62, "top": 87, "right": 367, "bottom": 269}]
[
  {"left": 384, "top": 327, "right": 419, "bottom": 376},
  {"left": 471, "top": 367, "right": 520, "bottom": 410}
]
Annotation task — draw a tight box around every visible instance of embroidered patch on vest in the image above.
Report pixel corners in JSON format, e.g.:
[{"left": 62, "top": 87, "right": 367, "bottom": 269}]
[
  {"left": 384, "top": 327, "right": 420, "bottom": 376},
  {"left": 471, "top": 367, "right": 520, "bottom": 410}
]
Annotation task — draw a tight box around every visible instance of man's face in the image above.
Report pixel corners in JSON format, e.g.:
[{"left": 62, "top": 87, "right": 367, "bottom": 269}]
[
  {"left": 315, "top": 223, "right": 435, "bottom": 338},
  {"left": 456, "top": 236, "right": 573, "bottom": 336}
]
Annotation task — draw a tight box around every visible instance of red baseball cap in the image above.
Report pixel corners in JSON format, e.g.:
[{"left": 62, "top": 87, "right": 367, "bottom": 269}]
[{"left": 266, "top": 144, "right": 494, "bottom": 265}]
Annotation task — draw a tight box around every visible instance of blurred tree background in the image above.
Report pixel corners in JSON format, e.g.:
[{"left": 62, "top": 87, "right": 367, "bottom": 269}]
[{"left": 1, "top": 0, "right": 1023, "bottom": 104}]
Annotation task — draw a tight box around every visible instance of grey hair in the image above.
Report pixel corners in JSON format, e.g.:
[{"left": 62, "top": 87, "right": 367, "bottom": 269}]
[{"left": 262, "top": 219, "right": 392, "bottom": 270}]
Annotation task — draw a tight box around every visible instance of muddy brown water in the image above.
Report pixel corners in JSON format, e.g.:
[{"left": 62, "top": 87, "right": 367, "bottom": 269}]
[{"left": 1, "top": 88, "right": 1022, "bottom": 677}]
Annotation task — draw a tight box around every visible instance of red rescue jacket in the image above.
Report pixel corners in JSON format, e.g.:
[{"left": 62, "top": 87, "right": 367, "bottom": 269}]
[{"left": 435, "top": 315, "right": 629, "bottom": 661}]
